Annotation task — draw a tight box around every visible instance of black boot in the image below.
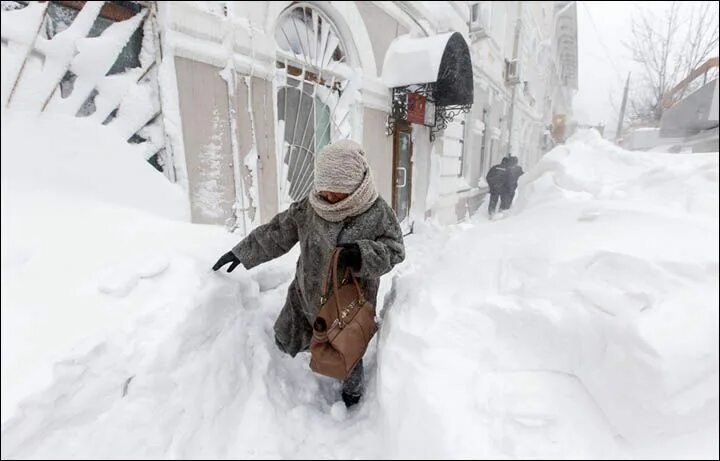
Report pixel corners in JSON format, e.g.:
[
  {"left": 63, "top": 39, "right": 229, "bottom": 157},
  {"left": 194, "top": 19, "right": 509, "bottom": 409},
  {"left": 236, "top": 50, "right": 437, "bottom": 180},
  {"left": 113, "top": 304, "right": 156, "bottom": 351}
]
[
  {"left": 341, "top": 360, "right": 364, "bottom": 408},
  {"left": 341, "top": 391, "right": 361, "bottom": 407}
]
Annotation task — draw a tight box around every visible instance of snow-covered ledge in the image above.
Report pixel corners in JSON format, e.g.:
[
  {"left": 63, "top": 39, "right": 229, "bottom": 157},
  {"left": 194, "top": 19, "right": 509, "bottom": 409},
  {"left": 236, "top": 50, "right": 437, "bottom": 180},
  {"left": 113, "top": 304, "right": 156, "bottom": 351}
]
[{"left": 163, "top": 2, "right": 276, "bottom": 79}]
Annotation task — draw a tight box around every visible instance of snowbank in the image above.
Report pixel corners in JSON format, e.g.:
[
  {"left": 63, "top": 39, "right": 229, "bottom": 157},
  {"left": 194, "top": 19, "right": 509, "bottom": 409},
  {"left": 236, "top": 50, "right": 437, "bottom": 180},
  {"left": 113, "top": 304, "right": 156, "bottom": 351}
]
[
  {"left": 1, "top": 112, "right": 188, "bottom": 220},
  {"left": 1, "top": 111, "right": 192, "bottom": 425},
  {"left": 517, "top": 129, "right": 718, "bottom": 219},
  {"left": 1, "top": 125, "right": 718, "bottom": 459},
  {"left": 379, "top": 130, "right": 718, "bottom": 458}
]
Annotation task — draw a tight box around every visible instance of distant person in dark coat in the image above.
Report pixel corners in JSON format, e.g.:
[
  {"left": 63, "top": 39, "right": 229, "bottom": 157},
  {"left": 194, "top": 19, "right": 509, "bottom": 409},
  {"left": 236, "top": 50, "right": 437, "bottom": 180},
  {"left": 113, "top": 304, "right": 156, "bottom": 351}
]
[
  {"left": 500, "top": 155, "right": 524, "bottom": 211},
  {"left": 486, "top": 157, "right": 510, "bottom": 217}
]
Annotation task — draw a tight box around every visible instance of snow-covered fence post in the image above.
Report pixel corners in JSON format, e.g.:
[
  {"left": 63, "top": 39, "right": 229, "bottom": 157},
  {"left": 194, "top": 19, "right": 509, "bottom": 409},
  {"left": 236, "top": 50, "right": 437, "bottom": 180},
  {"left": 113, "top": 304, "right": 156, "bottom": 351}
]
[
  {"left": 2, "top": 2, "right": 48, "bottom": 109},
  {"left": 147, "top": 3, "right": 176, "bottom": 183}
]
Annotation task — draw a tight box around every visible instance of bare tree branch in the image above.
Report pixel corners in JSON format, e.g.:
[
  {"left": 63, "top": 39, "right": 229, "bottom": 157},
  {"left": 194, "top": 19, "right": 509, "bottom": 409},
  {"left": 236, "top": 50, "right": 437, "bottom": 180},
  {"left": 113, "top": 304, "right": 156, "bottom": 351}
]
[{"left": 624, "top": 1, "right": 719, "bottom": 125}]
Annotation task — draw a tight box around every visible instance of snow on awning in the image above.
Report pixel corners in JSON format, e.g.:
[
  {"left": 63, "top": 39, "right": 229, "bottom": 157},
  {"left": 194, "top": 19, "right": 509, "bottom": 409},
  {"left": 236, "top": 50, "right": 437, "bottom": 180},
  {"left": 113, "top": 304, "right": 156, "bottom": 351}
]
[
  {"left": 381, "top": 32, "right": 473, "bottom": 107},
  {"left": 382, "top": 33, "right": 454, "bottom": 87}
]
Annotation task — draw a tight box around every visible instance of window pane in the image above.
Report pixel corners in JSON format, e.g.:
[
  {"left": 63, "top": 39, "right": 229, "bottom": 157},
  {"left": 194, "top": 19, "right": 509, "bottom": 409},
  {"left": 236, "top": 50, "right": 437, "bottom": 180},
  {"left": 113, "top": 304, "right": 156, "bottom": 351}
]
[{"left": 314, "top": 99, "right": 331, "bottom": 153}]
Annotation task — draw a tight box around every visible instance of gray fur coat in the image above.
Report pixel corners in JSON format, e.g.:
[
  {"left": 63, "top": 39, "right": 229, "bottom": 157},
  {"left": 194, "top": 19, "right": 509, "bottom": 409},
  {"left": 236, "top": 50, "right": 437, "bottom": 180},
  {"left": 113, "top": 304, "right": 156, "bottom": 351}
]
[{"left": 232, "top": 197, "right": 405, "bottom": 356}]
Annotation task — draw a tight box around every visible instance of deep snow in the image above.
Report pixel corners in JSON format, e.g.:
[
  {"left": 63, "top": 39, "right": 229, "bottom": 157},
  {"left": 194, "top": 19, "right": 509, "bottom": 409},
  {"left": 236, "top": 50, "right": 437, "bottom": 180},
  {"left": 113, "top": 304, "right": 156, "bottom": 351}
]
[{"left": 1, "top": 117, "right": 718, "bottom": 459}]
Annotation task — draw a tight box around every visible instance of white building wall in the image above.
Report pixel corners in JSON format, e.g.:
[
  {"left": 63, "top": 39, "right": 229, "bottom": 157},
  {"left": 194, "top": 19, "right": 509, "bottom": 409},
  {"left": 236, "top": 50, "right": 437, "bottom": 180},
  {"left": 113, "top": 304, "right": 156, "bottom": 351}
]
[
  {"left": 380, "top": 0, "right": 575, "bottom": 219},
  {"left": 470, "top": 1, "right": 576, "bottom": 176},
  {"left": 159, "top": 0, "right": 576, "bottom": 228}
]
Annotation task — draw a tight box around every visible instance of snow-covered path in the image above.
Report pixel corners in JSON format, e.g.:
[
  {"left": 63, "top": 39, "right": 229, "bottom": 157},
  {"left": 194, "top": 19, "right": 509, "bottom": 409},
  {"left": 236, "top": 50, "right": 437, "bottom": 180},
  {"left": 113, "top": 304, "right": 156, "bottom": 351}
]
[{"left": 2, "top": 117, "right": 718, "bottom": 459}]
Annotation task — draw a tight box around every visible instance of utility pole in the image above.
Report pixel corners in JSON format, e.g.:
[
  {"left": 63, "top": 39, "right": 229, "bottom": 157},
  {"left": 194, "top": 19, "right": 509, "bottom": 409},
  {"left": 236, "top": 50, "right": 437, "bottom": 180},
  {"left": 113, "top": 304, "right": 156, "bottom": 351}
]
[{"left": 615, "top": 72, "right": 630, "bottom": 143}]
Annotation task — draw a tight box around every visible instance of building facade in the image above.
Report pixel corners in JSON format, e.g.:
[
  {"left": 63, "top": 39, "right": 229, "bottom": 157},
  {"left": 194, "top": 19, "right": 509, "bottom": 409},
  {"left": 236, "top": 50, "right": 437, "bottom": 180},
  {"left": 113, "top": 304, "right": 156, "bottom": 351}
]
[{"left": 1, "top": 1, "right": 578, "bottom": 234}]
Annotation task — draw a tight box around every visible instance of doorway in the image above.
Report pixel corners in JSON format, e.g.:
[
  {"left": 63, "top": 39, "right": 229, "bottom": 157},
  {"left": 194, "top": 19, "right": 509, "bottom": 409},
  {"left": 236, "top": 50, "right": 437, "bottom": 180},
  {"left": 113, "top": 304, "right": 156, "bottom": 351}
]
[{"left": 392, "top": 121, "right": 413, "bottom": 228}]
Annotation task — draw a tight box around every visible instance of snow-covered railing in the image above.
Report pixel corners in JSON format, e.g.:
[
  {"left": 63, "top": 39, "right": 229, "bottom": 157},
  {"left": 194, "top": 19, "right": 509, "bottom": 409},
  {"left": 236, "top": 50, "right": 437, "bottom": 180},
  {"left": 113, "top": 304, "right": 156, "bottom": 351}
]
[{"left": 1, "top": 1, "right": 173, "bottom": 179}]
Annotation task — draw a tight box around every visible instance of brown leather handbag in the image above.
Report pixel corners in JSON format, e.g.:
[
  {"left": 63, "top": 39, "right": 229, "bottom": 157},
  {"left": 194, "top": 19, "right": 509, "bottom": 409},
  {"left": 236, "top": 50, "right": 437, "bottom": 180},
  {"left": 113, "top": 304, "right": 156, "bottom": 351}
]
[{"left": 309, "top": 248, "right": 377, "bottom": 380}]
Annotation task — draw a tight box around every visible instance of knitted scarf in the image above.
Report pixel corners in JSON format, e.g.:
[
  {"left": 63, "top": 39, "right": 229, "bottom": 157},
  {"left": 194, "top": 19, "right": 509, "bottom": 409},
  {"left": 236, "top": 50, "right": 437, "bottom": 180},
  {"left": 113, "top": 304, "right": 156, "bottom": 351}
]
[{"left": 309, "top": 168, "right": 379, "bottom": 222}]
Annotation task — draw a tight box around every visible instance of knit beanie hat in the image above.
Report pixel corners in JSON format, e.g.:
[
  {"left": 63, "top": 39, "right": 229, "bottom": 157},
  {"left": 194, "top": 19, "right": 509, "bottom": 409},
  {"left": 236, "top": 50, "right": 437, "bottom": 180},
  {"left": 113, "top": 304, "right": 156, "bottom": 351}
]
[{"left": 313, "top": 139, "right": 368, "bottom": 194}]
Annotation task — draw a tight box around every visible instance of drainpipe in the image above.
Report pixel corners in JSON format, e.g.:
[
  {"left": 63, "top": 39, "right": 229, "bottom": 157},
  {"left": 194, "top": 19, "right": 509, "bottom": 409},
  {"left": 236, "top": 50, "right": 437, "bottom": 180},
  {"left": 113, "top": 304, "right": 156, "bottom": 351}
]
[{"left": 506, "top": 2, "right": 523, "bottom": 156}]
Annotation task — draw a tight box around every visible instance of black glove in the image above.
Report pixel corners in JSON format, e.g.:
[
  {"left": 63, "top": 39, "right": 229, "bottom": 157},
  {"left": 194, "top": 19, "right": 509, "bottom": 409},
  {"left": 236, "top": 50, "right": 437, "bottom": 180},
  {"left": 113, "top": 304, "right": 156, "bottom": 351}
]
[
  {"left": 212, "top": 251, "right": 241, "bottom": 272},
  {"left": 337, "top": 243, "right": 361, "bottom": 272}
]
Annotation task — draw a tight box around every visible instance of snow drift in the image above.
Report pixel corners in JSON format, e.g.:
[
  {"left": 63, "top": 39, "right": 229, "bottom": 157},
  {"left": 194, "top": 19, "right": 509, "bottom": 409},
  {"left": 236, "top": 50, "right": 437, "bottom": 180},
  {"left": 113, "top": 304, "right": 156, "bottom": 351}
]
[{"left": 1, "top": 124, "right": 718, "bottom": 459}]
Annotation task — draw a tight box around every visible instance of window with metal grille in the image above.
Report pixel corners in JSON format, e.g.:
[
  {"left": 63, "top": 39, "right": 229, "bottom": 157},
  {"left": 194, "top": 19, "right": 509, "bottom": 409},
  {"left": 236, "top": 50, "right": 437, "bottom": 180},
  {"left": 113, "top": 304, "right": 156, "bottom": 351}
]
[
  {"left": 274, "top": 4, "right": 350, "bottom": 204},
  {"left": 46, "top": 1, "right": 145, "bottom": 117}
]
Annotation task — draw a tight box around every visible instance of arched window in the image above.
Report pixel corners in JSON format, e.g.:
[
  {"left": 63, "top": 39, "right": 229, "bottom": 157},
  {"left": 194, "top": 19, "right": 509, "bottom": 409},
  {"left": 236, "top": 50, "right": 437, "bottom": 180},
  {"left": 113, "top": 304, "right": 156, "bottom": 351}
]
[{"left": 274, "top": 4, "right": 353, "bottom": 205}]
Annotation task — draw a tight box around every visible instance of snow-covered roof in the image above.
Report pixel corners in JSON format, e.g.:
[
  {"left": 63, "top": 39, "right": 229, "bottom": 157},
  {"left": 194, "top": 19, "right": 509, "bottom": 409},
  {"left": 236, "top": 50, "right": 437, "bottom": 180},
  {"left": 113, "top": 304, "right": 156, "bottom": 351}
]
[{"left": 381, "top": 32, "right": 456, "bottom": 87}]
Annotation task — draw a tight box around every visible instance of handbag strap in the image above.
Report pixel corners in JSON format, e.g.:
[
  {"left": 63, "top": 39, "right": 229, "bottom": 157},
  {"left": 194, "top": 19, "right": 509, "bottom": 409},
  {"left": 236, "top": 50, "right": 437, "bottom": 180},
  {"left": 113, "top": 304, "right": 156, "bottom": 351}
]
[
  {"left": 321, "top": 248, "right": 366, "bottom": 313},
  {"left": 321, "top": 248, "right": 342, "bottom": 300},
  {"left": 331, "top": 249, "right": 343, "bottom": 320},
  {"left": 344, "top": 266, "right": 365, "bottom": 303}
]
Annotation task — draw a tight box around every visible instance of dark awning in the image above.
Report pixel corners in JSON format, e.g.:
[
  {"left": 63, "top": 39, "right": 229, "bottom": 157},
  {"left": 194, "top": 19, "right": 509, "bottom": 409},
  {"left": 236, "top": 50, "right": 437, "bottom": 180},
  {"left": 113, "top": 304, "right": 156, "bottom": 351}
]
[{"left": 382, "top": 31, "right": 473, "bottom": 107}]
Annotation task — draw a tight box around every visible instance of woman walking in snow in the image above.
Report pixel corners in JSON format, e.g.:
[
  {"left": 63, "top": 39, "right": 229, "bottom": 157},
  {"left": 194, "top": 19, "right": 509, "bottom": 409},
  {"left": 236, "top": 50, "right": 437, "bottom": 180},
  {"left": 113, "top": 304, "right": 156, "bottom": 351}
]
[{"left": 212, "top": 139, "right": 405, "bottom": 407}]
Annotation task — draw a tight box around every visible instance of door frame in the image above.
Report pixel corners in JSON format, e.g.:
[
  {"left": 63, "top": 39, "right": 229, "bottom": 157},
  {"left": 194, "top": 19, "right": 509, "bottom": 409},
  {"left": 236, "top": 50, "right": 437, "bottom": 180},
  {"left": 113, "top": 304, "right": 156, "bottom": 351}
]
[{"left": 392, "top": 120, "right": 413, "bottom": 232}]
